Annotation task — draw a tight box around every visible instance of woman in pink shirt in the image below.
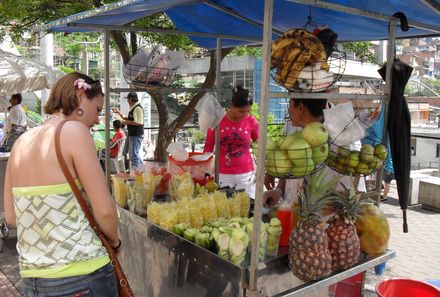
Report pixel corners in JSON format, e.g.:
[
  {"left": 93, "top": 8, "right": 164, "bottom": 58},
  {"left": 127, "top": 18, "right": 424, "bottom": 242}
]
[{"left": 204, "top": 86, "right": 259, "bottom": 197}]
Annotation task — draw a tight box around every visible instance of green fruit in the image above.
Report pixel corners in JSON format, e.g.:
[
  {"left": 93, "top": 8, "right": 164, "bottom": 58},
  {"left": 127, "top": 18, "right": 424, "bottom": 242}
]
[
  {"left": 265, "top": 137, "right": 277, "bottom": 156},
  {"left": 291, "top": 158, "right": 315, "bottom": 177},
  {"left": 312, "top": 143, "right": 329, "bottom": 165},
  {"left": 338, "top": 156, "right": 350, "bottom": 166},
  {"left": 368, "top": 156, "right": 383, "bottom": 169},
  {"left": 327, "top": 158, "right": 338, "bottom": 168},
  {"left": 287, "top": 139, "right": 312, "bottom": 166},
  {"left": 266, "top": 150, "right": 292, "bottom": 176},
  {"left": 335, "top": 162, "right": 347, "bottom": 173},
  {"left": 279, "top": 131, "right": 303, "bottom": 150},
  {"left": 302, "top": 122, "right": 329, "bottom": 146},
  {"left": 374, "top": 144, "right": 388, "bottom": 161},
  {"left": 337, "top": 146, "right": 350, "bottom": 157},
  {"left": 348, "top": 152, "right": 360, "bottom": 168},
  {"left": 346, "top": 166, "right": 357, "bottom": 174},
  {"left": 356, "top": 162, "right": 372, "bottom": 175},
  {"left": 360, "top": 144, "right": 375, "bottom": 162}
]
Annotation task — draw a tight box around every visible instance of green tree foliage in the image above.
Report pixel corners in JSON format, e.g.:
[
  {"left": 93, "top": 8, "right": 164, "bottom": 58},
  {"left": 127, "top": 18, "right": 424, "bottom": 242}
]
[
  {"left": 251, "top": 103, "right": 283, "bottom": 138},
  {"left": 0, "top": 0, "right": 233, "bottom": 162},
  {"left": 342, "top": 41, "right": 377, "bottom": 64},
  {"left": 230, "top": 46, "right": 262, "bottom": 57}
]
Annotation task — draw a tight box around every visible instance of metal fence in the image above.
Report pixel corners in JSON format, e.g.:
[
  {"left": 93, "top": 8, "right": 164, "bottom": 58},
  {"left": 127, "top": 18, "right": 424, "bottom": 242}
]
[{"left": 411, "top": 162, "right": 440, "bottom": 170}]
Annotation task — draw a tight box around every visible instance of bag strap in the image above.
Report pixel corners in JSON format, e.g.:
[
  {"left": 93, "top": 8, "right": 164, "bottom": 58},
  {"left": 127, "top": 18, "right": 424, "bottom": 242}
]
[{"left": 54, "top": 120, "right": 104, "bottom": 238}]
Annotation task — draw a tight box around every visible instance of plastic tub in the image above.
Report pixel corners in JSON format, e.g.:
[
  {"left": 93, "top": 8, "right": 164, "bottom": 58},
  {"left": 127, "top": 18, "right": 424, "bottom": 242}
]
[
  {"left": 376, "top": 278, "right": 440, "bottom": 297},
  {"left": 168, "top": 152, "right": 214, "bottom": 185}
]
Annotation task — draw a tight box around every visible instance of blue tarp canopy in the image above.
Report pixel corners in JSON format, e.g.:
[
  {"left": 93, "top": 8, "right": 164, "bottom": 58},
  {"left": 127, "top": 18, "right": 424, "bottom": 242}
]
[{"left": 44, "top": 0, "right": 440, "bottom": 48}]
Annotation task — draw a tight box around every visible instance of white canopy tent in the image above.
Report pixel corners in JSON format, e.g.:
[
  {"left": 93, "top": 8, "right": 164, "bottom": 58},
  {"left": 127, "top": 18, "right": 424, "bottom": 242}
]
[{"left": 0, "top": 49, "right": 64, "bottom": 97}]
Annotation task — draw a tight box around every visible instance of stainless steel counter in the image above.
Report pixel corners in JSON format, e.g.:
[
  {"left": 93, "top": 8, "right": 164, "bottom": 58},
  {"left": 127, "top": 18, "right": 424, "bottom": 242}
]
[{"left": 117, "top": 208, "right": 395, "bottom": 297}]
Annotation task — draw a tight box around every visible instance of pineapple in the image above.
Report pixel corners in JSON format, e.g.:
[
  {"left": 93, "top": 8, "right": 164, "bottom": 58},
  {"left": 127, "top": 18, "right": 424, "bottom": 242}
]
[
  {"left": 289, "top": 168, "right": 341, "bottom": 282},
  {"left": 327, "top": 187, "right": 375, "bottom": 271}
]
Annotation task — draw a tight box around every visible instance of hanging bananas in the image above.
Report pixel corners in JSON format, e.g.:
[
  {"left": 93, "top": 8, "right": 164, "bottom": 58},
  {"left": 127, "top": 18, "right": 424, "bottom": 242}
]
[{"left": 271, "top": 28, "right": 329, "bottom": 89}]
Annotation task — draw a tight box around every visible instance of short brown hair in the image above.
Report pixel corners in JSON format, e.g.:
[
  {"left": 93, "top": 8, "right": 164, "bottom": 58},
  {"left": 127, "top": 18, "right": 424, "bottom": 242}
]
[{"left": 44, "top": 72, "right": 104, "bottom": 116}]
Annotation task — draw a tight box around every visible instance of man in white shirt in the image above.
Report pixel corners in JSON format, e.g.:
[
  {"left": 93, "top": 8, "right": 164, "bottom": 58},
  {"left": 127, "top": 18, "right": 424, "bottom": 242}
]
[{"left": 6, "top": 93, "right": 27, "bottom": 135}]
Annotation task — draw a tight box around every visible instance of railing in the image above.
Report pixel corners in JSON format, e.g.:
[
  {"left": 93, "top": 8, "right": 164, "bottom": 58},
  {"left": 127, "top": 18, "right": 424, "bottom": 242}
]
[{"left": 411, "top": 162, "right": 440, "bottom": 170}]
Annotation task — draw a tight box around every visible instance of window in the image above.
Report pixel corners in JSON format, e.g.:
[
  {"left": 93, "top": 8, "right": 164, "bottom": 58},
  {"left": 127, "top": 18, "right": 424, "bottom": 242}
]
[{"left": 437, "top": 144, "right": 440, "bottom": 158}]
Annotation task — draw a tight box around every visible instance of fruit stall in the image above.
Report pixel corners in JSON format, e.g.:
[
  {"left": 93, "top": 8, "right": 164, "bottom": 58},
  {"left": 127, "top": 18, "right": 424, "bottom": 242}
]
[{"left": 42, "top": 1, "right": 439, "bottom": 296}]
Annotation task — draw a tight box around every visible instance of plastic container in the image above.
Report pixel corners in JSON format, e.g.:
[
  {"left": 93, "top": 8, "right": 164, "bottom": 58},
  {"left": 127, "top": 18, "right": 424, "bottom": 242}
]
[
  {"left": 276, "top": 203, "right": 292, "bottom": 247},
  {"left": 376, "top": 278, "right": 440, "bottom": 297},
  {"left": 111, "top": 174, "right": 129, "bottom": 208},
  {"left": 291, "top": 202, "right": 299, "bottom": 231},
  {"left": 168, "top": 152, "right": 214, "bottom": 185}
]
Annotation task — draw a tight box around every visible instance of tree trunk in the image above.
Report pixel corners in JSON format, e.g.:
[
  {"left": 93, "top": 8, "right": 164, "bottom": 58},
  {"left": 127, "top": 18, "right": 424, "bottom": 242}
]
[
  {"left": 151, "top": 47, "right": 234, "bottom": 162},
  {"left": 88, "top": 5, "right": 234, "bottom": 163}
]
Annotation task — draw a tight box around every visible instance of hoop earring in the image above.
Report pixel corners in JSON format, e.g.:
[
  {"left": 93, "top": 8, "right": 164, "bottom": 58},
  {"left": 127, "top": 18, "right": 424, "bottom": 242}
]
[{"left": 76, "top": 108, "right": 84, "bottom": 116}]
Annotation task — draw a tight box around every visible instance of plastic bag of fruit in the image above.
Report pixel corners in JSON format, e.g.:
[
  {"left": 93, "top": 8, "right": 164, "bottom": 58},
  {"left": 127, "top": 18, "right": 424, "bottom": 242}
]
[
  {"left": 159, "top": 203, "right": 178, "bottom": 230},
  {"left": 169, "top": 172, "right": 194, "bottom": 199},
  {"left": 111, "top": 174, "right": 129, "bottom": 208}
]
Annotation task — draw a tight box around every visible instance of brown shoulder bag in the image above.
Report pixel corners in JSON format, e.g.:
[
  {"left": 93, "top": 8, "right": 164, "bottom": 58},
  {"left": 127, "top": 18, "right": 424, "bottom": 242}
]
[{"left": 55, "top": 120, "right": 134, "bottom": 297}]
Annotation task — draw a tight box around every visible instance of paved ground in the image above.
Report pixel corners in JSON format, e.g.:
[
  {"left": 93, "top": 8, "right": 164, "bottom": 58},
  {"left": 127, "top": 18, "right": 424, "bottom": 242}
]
[
  {"left": 0, "top": 238, "right": 21, "bottom": 296},
  {"left": 363, "top": 181, "right": 440, "bottom": 295},
  {"left": 1, "top": 180, "right": 439, "bottom": 296}
]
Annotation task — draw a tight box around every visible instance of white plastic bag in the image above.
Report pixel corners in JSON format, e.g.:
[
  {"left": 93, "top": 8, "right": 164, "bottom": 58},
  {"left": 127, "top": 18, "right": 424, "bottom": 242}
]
[
  {"left": 146, "top": 51, "right": 185, "bottom": 85},
  {"left": 324, "top": 101, "right": 366, "bottom": 146},
  {"left": 123, "top": 48, "right": 151, "bottom": 82},
  {"left": 167, "top": 142, "right": 189, "bottom": 161},
  {"left": 195, "top": 93, "right": 225, "bottom": 134},
  {"left": 123, "top": 46, "right": 185, "bottom": 86}
]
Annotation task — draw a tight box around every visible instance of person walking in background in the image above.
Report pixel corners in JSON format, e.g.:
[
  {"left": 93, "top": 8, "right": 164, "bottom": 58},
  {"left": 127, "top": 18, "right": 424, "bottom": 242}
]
[
  {"left": 3, "top": 72, "right": 120, "bottom": 296},
  {"left": 203, "top": 86, "right": 259, "bottom": 198},
  {"left": 0, "top": 94, "right": 27, "bottom": 152},
  {"left": 5, "top": 93, "right": 27, "bottom": 135},
  {"left": 113, "top": 92, "right": 144, "bottom": 170},
  {"left": 0, "top": 121, "right": 4, "bottom": 144},
  {"left": 382, "top": 153, "right": 395, "bottom": 201}
]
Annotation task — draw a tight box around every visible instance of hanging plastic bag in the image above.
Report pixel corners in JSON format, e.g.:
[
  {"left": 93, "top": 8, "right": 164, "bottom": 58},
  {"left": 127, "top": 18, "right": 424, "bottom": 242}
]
[
  {"left": 123, "top": 46, "right": 184, "bottom": 87},
  {"left": 195, "top": 93, "right": 225, "bottom": 134},
  {"left": 146, "top": 51, "right": 185, "bottom": 86},
  {"left": 123, "top": 48, "right": 151, "bottom": 83},
  {"left": 324, "top": 101, "right": 366, "bottom": 146},
  {"left": 167, "top": 142, "right": 189, "bottom": 162}
]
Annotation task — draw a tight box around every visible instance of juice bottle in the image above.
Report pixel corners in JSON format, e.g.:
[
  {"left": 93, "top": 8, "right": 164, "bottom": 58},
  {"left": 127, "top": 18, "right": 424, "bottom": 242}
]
[
  {"left": 276, "top": 202, "right": 292, "bottom": 247},
  {"left": 291, "top": 202, "right": 300, "bottom": 231}
]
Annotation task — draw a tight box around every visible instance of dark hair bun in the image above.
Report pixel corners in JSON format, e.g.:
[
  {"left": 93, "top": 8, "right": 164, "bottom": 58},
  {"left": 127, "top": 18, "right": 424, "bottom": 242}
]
[
  {"left": 233, "top": 85, "right": 244, "bottom": 93},
  {"left": 231, "top": 85, "right": 252, "bottom": 108}
]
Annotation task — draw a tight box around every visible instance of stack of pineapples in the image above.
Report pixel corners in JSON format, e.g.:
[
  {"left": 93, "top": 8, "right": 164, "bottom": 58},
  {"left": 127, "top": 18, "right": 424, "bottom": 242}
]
[{"left": 289, "top": 168, "right": 390, "bottom": 282}]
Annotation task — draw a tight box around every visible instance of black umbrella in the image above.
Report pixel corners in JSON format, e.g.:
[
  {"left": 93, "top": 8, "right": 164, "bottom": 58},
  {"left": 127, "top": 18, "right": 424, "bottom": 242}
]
[{"left": 378, "top": 59, "right": 413, "bottom": 233}]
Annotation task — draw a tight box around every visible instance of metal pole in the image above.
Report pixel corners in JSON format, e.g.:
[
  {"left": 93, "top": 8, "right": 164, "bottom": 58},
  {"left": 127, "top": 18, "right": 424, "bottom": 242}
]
[
  {"left": 83, "top": 37, "right": 89, "bottom": 75},
  {"left": 249, "top": 0, "right": 273, "bottom": 294},
  {"left": 375, "top": 20, "right": 395, "bottom": 205},
  {"left": 215, "top": 38, "right": 222, "bottom": 184},
  {"left": 104, "top": 29, "right": 111, "bottom": 186},
  {"left": 39, "top": 33, "right": 53, "bottom": 115}
]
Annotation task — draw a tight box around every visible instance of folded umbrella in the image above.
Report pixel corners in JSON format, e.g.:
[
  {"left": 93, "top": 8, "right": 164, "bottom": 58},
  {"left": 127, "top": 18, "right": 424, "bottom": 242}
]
[{"left": 378, "top": 59, "right": 413, "bottom": 233}]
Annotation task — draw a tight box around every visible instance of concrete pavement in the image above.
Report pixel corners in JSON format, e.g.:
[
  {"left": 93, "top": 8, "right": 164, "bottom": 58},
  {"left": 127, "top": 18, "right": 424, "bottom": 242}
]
[
  {"left": 0, "top": 238, "right": 21, "bottom": 296},
  {"left": 364, "top": 180, "right": 440, "bottom": 295},
  {"left": 1, "top": 180, "right": 439, "bottom": 296}
]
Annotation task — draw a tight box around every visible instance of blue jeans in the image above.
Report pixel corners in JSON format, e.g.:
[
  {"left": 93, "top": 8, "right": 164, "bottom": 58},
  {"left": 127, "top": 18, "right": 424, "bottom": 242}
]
[
  {"left": 129, "top": 135, "right": 144, "bottom": 169},
  {"left": 20, "top": 263, "right": 118, "bottom": 297}
]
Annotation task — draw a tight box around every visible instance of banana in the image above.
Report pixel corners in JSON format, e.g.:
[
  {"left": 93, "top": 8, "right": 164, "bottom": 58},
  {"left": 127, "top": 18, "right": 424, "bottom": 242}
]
[
  {"left": 276, "top": 43, "right": 301, "bottom": 83},
  {"left": 284, "top": 47, "right": 311, "bottom": 89},
  {"left": 284, "top": 28, "right": 328, "bottom": 68},
  {"left": 271, "top": 37, "right": 294, "bottom": 68}
]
